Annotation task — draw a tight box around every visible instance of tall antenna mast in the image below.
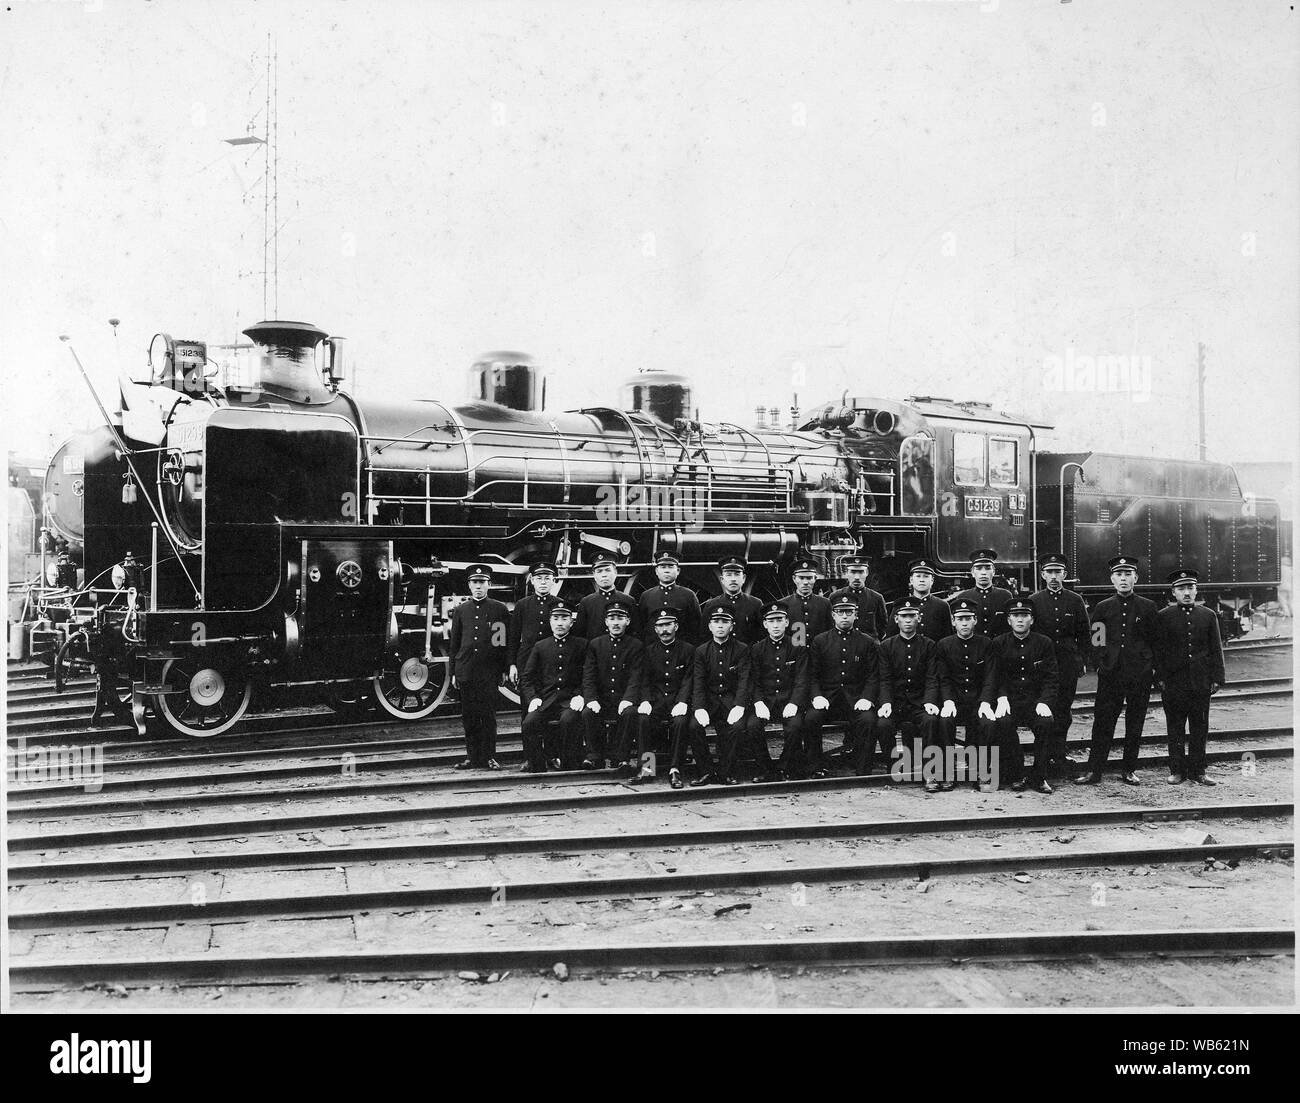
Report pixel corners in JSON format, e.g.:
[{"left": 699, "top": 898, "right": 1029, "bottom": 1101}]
[
  {"left": 272, "top": 40, "right": 279, "bottom": 317},
  {"left": 262, "top": 35, "right": 270, "bottom": 318}
]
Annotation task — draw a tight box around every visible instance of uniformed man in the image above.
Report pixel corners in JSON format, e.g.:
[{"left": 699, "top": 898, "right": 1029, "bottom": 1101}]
[
  {"left": 688, "top": 609, "right": 752, "bottom": 786},
  {"left": 989, "top": 597, "right": 1059, "bottom": 793},
  {"left": 781, "top": 555, "right": 832, "bottom": 647},
  {"left": 581, "top": 606, "right": 645, "bottom": 772},
  {"left": 746, "top": 603, "right": 809, "bottom": 782},
  {"left": 636, "top": 609, "right": 695, "bottom": 788},
  {"left": 638, "top": 552, "right": 702, "bottom": 646},
  {"left": 935, "top": 599, "right": 998, "bottom": 791},
  {"left": 1154, "top": 567, "right": 1225, "bottom": 786},
  {"left": 448, "top": 563, "right": 510, "bottom": 770},
  {"left": 877, "top": 597, "right": 941, "bottom": 784},
  {"left": 700, "top": 555, "right": 764, "bottom": 644},
  {"left": 828, "top": 555, "right": 889, "bottom": 639},
  {"left": 573, "top": 556, "right": 639, "bottom": 639},
  {"left": 806, "top": 597, "right": 881, "bottom": 777},
  {"left": 1029, "top": 553, "right": 1091, "bottom": 778},
  {"left": 888, "top": 557, "right": 951, "bottom": 643},
  {"left": 950, "top": 549, "right": 1014, "bottom": 637},
  {"left": 508, "top": 563, "right": 562, "bottom": 686},
  {"left": 1075, "top": 554, "right": 1160, "bottom": 786},
  {"left": 519, "top": 602, "right": 588, "bottom": 772}
]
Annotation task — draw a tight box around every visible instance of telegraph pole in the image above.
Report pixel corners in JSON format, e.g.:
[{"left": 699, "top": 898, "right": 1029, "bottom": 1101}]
[{"left": 1197, "top": 342, "right": 1207, "bottom": 461}]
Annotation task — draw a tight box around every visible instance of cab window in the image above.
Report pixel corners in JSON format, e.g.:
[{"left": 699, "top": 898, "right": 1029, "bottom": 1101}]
[
  {"left": 899, "top": 434, "right": 935, "bottom": 515},
  {"left": 953, "top": 432, "right": 985, "bottom": 486},
  {"left": 989, "top": 438, "right": 1018, "bottom": 486}
]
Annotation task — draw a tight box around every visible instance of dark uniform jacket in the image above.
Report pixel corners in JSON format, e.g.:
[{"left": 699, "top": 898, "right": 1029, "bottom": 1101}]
[
  {"left": 990, "top": 630, "right": 1059, "bottom": 706},
  {"left": 639, "top": 584, "right": 702, "bottom": 646},
  {"left": 886, "top": 592, "right": 952, "bottom": 643},
  {"left": 780, "top": 591, "right": 832, "bottom": 643},
  {"left": 521, "top": 633, "right": 589, "bottom": 707},
  {"left": 827, "top": 585, "right": 889, "bottom": 639},
  {"left": 1155, "top": 603, "right": 1225, "bottom": 691},
  {"left": 574, "top": 587, "right": 640, "bottom": 640},
  {"left": 810, "top": 627, "right": 881, "bottom": 702},
  {"left": 509, "top": 592, "right": 562, "bottom": 673},
  {"left": 639, "top": 638, "right": 695, "bottom": 706},
  {"left": 1029, "top": 586, "right": 1091, "bottom": 657},
  {"left": 692, "top": 637, "right": 752, "bottom": 711},
  {"left": 949, "top": 585, "right": 1014, "bottom": 637},
  {"left": 936, "top": 633, "right": 998, "bottom": 705},
  {"left": 582, "top": 633, "right": 645, "bottom": 707},
  {"left": 700, "top": 591, "right": 764, "bottom": 644},
  {"left": 1090, "top": 592, "right": 1159, "bottom": 679},
  {"left": 449, "top": 596, "right": 511, "bottom": 682},
  {"left": 747, "top": 635, "right": 810, "bottom": 707},
  {"left": 878, "top": 633, "right": 940, "bottom": 708}
]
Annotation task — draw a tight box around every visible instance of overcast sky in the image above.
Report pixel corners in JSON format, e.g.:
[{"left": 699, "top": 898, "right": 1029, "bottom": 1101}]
[{"left": 2, "top": 0, "right": 1297, "bottom": 476}]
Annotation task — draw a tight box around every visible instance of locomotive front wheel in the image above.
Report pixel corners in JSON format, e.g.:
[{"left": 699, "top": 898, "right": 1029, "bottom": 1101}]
[
  {"left": 156, "top": 656, "right": 253, "bottom": 738},
  {"left": 372, "top": 642, "right": 450, "bottom": 721}
]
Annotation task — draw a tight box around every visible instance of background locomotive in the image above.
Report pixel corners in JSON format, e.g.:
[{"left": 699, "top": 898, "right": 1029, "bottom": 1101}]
[{"left": 17, "top": 319, "right": 1283, "bottom": 738}]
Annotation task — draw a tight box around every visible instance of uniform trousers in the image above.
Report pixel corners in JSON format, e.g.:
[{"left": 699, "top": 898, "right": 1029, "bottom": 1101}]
[
  {"left": 939, "top": 698, "right": 995, "bottom": 784},
  {"left": 729, "top": 700, "right": 788, "bottom": 778},
  {"left": 637, "top": 701, "right": 690, "bottom": 773},
  {"left": 1087, "top": 670, "right": 1152, "bottom": 774},
  {"left": 803, "top": 695, "right": 873, "bottom": 774},
  {"left": 993, "top": 698, "right": 1054, "bottom": 785},
  {"left": 877, "top": 702, "right": 940, "bottom": 780},
  {"left": 680, "top": 697, "right": 742, "bottom": 776},
  {"left": 458, "top": 678, "right": 499, "bottom": 766},
  {"left": 1162, "top": 679, "right": 1212, "bottom": 778},
  {"left": 1045, "top": 651, "right": 1083, "bottom": 766},
  {"left": 583, "top": 706, "right": 639, "bottom": 765},
  {"left": 520, "top": 701, "right": 585, "bottom": 770}
]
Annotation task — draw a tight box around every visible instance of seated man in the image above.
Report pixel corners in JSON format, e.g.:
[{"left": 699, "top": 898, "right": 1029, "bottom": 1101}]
[
  {"left": 935, "top": 599, "right": 996, "bottom": 791},
  {"left": 745, "top": 603, "right": 808, "bottom": 783},
  {"left": 637, "top": 609, "right": 695, "bottom": 788},
  {"left": 876, "top": 597, "right": 941, "bottom": 783},
  {"left": 519, "top": 602, "right": 588, "bottom": 772},
  {"left": 581, "top": 606, "right": 644, "bottom": 772},
  {"left": 688, "top": 609, "right": 752, "bottom": 786},
  {"left": 989, "top": 597, "right": 1059, "bottom": 794},
  {"left": 805, "top": 597, "right": 880, "bottom": 778}
]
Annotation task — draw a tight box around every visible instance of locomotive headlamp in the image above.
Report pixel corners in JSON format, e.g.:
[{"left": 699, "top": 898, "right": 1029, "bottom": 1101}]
[
  {"left": 45, "top": 561, "right": 60, "bottom": 586},
  {"left": 112, "top": 564, "right": 127, "bottom": 589}
]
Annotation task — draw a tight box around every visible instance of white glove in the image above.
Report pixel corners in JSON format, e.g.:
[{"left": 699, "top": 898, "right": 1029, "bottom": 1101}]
[
  {"left": 995, "top": 696, "right": 1010, "bottom": 719},
  {"left": 727, "top": 706, "right": 744, "bottom": 726},
  {"left": 754, "top": 701, "right": 771, "bottom": 720},
  {"left": 618, "top": 700, "right": 633, "bottom": 715},
  {"left": 671, "top": 702, "right": 688, "bottom": 717},
  {"left": 941, "top": 700, "right": 957, "bottom": 718},
  {"left": 527, "top": 698, "right": 543, "bottom": 713},
  {"left": 509, "top": 665, "right": 518, "bottom": 684},
  {"left": 569, "top": 695, "right": 585, "bottom": 711},
  {"left": 586, "top": 700, "right": 601, "bottom": 713},
  {"left": 924, "top": 702, "right": 940, "bottom": 716},
  {"left": 877, "top": 702, "right": 892, "bottom": 719},
  {"left": 694, "top": 708, "right": 710, "bottom": 727},
  {"left": 812, "top": 695, "right": 830, "bottom": 711},
  {"left": 1035, "top": 702, "right": 1053, "bottom": 718},
  {"left": 637, "top": 701, "right": 652, "bottom": 715},
  {"left": 977, "top": 702, "right": 995, "bottom": 722},
  {"left": 782, "top": 703, "right": 798, "bottom": 719},
  {"left": 854, "top": 699, "right": 871, "bottom": 712}
]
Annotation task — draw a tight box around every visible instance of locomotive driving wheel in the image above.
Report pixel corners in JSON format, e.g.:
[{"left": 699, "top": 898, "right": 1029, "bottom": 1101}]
[
  {"left": 155, "top": 654, "right": 253, "bottom": 738},
  {"left": 373, "top": 638, "right": 451, "bottom": 720}
]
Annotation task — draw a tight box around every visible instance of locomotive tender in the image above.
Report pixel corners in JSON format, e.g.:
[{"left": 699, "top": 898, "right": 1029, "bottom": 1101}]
[{"left": 25, "top": 319, "right": 1281, "bottom": 738}]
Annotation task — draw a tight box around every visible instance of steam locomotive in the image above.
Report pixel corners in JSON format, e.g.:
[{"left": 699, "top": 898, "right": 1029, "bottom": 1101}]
[{"left": 22, "top": 320, "right": 1282, "bottom": 738}]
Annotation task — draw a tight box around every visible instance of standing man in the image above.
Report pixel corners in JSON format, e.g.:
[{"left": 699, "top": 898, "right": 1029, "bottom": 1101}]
[
  {"left": 877, "top": 598, "right": 941, "bottom": 785},
  {"left": 781, "top": 555, "right": 832, "bottom": 647},
  {"left": 935, "top": 599, "right": 998, "bottom": 790},
  {"left": 519, "top": 602, "right": 588, "bottom": 772},
  {"left": 574, "top": 556, "right": 639, "bottom": 639},
  {"left": 701, "top": 555, "right": 763, "bottom": 644},
  {"left": 889, "top": 557, "right": 951, "bottom": 644},
  {"left": 448, "top": 563, "right": 510, "bottom": 770},
  {"left": 1155, "top": 567, "right": 1225, "bottom": 786},
  {"left": 639, "top": 552, "right": 702, "bottom": 647},
  {"left": 1074, "top": 554, "right": 1160, "bottom": 786},
  {"left": 688, "top": 609, "right": 752, "bottom": 786},
  {"left": 806, "top": 598, "right": 881, "bottom": 777},
  {"left": 581, "top": 606, "right": 645, "bottom": 772},
  {"left": 950, "top": 549, "right": 1013, "bottom": 637},
  {"left": 989, "top": 598, "right": 1059, "bottom": 794},
  {"left": 508, "top": 562, "right": 561, "bottom": 688},
  {"left": 828, "top": 555, "right": 888, "bottom": 639},
  {"left": 746, "top": 603, "right": 809, "bottom": 782},
  {"left": 636, "top": 609, "right": 695, "bottom": 788},
  {"left": 1029, "top": 553, "right": 1091, "bottom": 778}
]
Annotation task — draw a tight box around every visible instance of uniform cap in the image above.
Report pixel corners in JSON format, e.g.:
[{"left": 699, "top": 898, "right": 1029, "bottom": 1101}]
[
  {"left": 1107, "top": 554, "right": 1140, "bottom": 573},
  {"left": 1039, "top": 553, "right": 1069, "bottom": 570},
  {"left": 530, "top": 561, "right": 557, "bottom": 577},
  {"left": 591, "top": 556, "right": 618, "bottom": 570},
  {"left": 604, "top": 605, "right": 631, "bottom": 620},
  {"left": 761, "top": 602, "right": 788, "bottom": 620},
  {"left": 969, "top": 548, "right": 998, "bottom": 566},
  {"left": 467, "top": 563, "right": 492, "bottom": 581},
  {"left": 548, "top": 600, "right": 575, "bottom": 616},
  {"left": 894, "top": 596, "right": 922, "bottom": 613},
  {"left": 950, "top": 599, "right": 978, "bottom": 616},
  {"left": 654, "top": 609, "right": 680, "bottom": 626},
  {"left": 1167, "top": 566, "right": 1200, "bottom": 586},
  {"left": 907, "top": 557, "right": 936, "bottom": 576},
  {"left": 717, "top": 555, "right": 748, "bottom": 572},
  {"left": 1007, "top": 597, "right": 1035, "bottom": 615},
  {"left": 653, "top": 552, "right": 679, "bottom": 567},
  {"left": 831, "top": 597, "right": 859, "bottom": 612},
  {"left": 843, "top": 556, "right": 869, "bottom": 569},
  {"left": 707, "top": 608, "right": 735, "bottom": 622},
  {"left": 791, "top": 556, "right": 819, "bottom": 575}
]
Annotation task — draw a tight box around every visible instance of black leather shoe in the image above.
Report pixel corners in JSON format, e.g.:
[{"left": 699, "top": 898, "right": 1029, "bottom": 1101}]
[
  {"left": 1167, "top": 772, "right": 1184, "bottom": 785},
  {"left": 1035, "top": 779, "right": 1054, "bottom": 795},
  {"left": 519, "top": 763, "right": 543, "bottom": 774},
  {"left": 454, "top": 759, "right": 475, "bottom": 770},
  {"left": 810, "top": 767, "right": 830, "bottom": 779},
  {"left": 1074, "top": 772, "right": 1102, "bottom": 785},
  {"left": 669, "top": 769, "right": 685, "bottom": 790},
  {"left": 486, "top": 759, "right": 501, "bottom": 771},
  {"left": 940, "top": 780, "right": 955, "bottom": 791},
  {"left": 1120, "top": 771, "right": 1140, "bottom": 786},
  {"left": 689, "top": 772, "right": 716, "bottom": 787},
  {"left": 580, "top": 758, "right": 599, "bottom": 771},
  {"left": 1010, "top": 779, "right": 1028, "bottom": 792},
  {"left": 1190, "top": 775, "right": 1217, "bottom": 786},
  {"left": 548, "top": 758, "right": 562, "bottom": 771}
]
